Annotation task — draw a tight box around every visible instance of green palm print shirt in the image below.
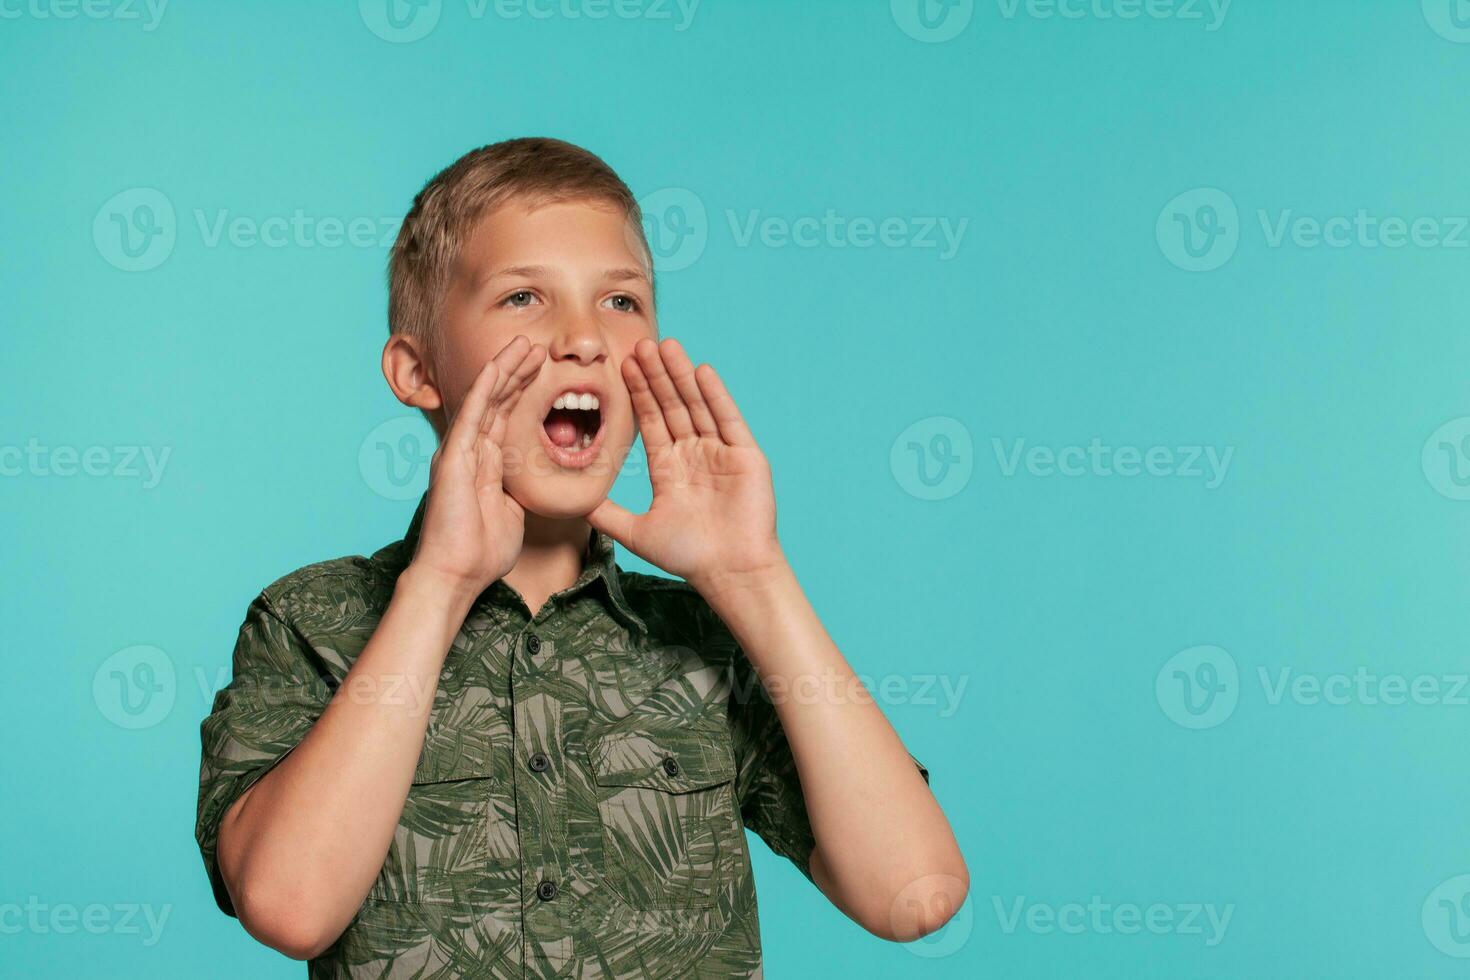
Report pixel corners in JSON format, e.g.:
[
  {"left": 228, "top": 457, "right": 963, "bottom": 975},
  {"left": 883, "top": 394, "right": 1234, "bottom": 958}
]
[{"left": 195, "top": 493, "right": 931, "bottom": 978}]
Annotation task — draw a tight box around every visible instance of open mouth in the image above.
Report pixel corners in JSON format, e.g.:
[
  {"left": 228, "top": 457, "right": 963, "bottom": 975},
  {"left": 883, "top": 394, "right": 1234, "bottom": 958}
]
[{"left": 540, "top": 388, "right": 605, "bottom": 468}]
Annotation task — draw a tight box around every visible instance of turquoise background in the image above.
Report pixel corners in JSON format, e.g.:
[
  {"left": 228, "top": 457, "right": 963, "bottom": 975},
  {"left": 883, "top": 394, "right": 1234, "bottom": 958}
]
[{"left": 5, "top": 0, "right": 1470, "bottom": 976}]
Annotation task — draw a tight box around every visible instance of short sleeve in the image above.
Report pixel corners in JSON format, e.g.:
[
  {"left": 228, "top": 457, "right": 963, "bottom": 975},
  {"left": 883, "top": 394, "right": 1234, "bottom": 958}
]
[
  {"left": 195, "top": 591, "right": 331, "bottom": 917},
  {"left": 703, "top": 604, "right": 931, "bottom": 887}
]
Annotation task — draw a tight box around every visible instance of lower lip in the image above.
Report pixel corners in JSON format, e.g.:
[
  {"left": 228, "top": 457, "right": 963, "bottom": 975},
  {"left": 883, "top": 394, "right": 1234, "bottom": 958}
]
[{"left": 537, "top": 417, "right": 607, "bottom": 470}]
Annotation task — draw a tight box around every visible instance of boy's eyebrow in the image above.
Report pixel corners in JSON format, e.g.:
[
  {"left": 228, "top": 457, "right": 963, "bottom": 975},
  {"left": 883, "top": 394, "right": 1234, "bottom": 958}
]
[
  {"left": 481, "top": 265, "right": 652, "bottom": 287},
  {"left": 603, "top": 267, "right": 652, "bottom": 285}
]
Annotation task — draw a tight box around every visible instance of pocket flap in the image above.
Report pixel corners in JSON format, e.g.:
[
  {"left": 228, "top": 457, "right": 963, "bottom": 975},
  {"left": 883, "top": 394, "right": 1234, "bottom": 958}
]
[
  {"left": 412, "top": 730, "right": 494, "bottom": 784},
  {"left": 589, "top": 728, "right": 736, "bottom": 793}
]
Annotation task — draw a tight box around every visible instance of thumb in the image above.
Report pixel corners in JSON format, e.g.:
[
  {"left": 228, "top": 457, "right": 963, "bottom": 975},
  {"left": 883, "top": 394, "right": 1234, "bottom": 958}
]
[{"left": 587, "top": 497, "right": 642, "bottom": 551}]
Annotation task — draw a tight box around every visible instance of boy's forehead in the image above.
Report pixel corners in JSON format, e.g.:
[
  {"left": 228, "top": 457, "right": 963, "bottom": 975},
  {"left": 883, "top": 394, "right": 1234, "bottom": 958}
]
[{"left": 455, "top": 197, "right": 651, "bottom": 281}]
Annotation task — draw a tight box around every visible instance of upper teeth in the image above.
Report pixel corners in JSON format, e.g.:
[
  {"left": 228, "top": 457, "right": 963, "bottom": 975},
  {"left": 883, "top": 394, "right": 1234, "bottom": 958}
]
[{"left": 553, "top": 391, "right": 599, "bottom": 411}]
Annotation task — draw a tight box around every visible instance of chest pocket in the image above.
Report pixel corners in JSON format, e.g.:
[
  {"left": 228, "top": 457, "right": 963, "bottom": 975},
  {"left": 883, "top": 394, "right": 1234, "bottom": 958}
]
[
  {"left": 369, "top": 705, "right": 500, "bottom": 906},
  {"left": 588, "top": 726, "right": 741, "bottom": 910}
]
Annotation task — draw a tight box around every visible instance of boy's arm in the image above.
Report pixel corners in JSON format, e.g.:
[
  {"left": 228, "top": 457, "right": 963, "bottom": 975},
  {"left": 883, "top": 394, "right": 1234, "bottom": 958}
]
[
  {"left": 213, "top": 338, "right": 545, "bottom": 959},
  {"left": 216, "top": 568, "right": 475, "bottom": 959},
  {"left": 588, "top": 338, "right": 968, "bottom": 941},
  {"left": 699, "top": 563, "right": 964, "bottom": 941}
]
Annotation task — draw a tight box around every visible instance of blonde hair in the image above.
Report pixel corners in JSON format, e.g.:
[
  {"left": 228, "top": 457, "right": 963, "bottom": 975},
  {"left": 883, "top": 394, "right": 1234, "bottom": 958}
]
[{"left": 388, "top": 137, "right": 652, "bottom": 348}]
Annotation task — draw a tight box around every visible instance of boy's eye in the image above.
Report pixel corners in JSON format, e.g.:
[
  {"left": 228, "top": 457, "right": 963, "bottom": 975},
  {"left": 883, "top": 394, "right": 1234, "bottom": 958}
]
[
  {"left": 503, "top": 290, "right": 539, "bottom": 308},
  {"left": 604, "top": 294, "right": 641, "bottom": 313}
]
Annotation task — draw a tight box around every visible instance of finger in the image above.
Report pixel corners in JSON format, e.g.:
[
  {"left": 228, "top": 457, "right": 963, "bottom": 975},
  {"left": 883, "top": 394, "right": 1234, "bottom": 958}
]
[
  {"left": 447, "top": 356, "right": 505, "bottom": 456},
  {"left": 693, "top": 363, "right": 756, "bottom": 447},
  {"left": 623, "top": 353, "right": 672, "bottom": 453},
  {"left": 659, "top": 337, "right": 718, "bottom": 437},
  {"left": 485, "top": 382, "right": 529, "bottom": 448},
  {"left": 637, "top": 337, "right": 696, "bottom": 440},
  {"left": 586, "top": 497, "right": 642, "bottom": 551},
  {"left": 479, "top": 338, "right": 541, "bottom": 441}
]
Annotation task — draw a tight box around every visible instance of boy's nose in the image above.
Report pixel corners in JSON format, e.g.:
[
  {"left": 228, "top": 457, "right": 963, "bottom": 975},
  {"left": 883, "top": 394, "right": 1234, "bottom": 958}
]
[{"left": 547, "top": 314, "right": 608, "bottom": 366}]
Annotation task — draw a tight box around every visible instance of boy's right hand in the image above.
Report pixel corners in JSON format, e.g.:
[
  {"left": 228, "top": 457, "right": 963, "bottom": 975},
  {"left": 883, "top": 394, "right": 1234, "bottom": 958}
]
[{"left": 407, "top": 335, "right": 546, "bottom": 601}]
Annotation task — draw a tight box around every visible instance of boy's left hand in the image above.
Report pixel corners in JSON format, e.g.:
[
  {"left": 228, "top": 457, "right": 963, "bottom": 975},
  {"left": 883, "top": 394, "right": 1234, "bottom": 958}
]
[{"left": 588, "top": 337, "right": 786, "bottom": 597}]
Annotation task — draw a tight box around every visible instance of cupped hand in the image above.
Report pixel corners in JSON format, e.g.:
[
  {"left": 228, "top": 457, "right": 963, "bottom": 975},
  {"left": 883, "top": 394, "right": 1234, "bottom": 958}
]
[
  {"left": 588, "top": 337, "right": 785, "bottom": 595},
  {"left": 408, "top": 335, "right": 546, "bottom": 599}
]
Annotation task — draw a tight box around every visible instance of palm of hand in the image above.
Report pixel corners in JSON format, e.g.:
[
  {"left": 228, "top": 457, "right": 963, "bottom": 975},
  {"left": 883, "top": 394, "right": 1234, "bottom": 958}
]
[
  {"left": 589, "top": 337, "right": 784, "bottom": 589},
  {"left": 635, "top": 435, "right": 776, "bottom": 581}
]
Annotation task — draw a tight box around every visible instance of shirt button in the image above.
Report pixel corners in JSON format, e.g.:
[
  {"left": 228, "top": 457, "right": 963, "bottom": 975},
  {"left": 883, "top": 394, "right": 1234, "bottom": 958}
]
[
  {"left": 525, "top": 633, "right": 542, "bottom": 655},
  {"left": 536, "top": 879, "right": 558, "bottom": 901},
  {"left": 661, "top": 755, "right": 680, "bottom": 777},
  {"left": 528, "top": 752, "right": 550, "bottom": 773}
]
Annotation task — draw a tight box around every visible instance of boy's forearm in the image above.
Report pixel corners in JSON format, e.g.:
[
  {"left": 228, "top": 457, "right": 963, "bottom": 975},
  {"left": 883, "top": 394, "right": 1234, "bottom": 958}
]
[
  {"left": 699, "top": 559, "right": 969, "bottom": 941},
  {"left": 218, "top": 566, "right": 474, "bottom": 959}
]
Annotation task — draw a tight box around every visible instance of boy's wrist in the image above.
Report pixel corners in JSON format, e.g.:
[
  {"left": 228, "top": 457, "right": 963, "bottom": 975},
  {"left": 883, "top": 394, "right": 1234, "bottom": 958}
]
[
  {"left": 395, "top": 563, "right": 482, "bottom": 620},
  {"left": 690, "top": 548, "right": 795, "bottom": 612}
]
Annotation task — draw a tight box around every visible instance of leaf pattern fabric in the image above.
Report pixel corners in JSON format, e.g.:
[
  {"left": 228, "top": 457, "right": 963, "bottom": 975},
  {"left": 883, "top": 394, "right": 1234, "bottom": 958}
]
[{"left": 195, "top": 492, "right": 929, "bottom": 978}]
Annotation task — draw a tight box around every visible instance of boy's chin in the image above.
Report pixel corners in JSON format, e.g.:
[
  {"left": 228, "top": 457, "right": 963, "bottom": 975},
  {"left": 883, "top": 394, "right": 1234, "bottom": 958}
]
[{"left": 506, "top": 475, "right": 613, "bottom": 522}]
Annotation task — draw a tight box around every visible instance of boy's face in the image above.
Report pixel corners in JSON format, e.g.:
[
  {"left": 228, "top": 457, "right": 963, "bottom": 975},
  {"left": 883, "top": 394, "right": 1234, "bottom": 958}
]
[{"left": 428, "top": 197, "right": 657, "bottom": 519}]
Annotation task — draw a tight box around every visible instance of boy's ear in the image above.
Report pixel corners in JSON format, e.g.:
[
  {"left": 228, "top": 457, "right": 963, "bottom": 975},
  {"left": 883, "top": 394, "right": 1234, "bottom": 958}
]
[{"left": 381, "top": 334, "right": 443, "bottom": 413}]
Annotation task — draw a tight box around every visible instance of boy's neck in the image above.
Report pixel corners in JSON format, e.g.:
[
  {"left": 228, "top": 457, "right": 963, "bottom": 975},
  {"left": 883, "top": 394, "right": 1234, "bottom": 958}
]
[{"left": 504, "top": 514, "right": 593, "bottom": 618}]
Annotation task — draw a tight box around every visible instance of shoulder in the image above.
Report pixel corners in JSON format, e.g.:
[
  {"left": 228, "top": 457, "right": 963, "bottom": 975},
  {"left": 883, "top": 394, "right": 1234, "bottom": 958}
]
[
  {"left": 252, "top": 553, "right": 396, "bottom": 633},
  {"left": 616, "top": 569, "right": 741, "bottom": 660},
  {"left": 618, "top": 569, "right": 702, "bottom": 634}
]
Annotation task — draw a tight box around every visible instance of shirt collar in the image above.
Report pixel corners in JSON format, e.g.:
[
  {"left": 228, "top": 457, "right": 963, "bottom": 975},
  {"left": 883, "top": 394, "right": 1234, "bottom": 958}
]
[{"left": 395, "top": 492, "right": 648, "bottom": 637}]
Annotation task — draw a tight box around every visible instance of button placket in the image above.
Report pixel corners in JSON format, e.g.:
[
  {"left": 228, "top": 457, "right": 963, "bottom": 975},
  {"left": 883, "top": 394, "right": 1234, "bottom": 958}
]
[{"left": 511, "top": 621, "right": 569, "bottom": 951}]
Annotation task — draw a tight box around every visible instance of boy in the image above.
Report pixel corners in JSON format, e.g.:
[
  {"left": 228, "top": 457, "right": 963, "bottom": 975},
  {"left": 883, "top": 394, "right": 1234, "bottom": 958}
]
[{"left": 195, "top": 137, "right": 967, "bottom": 978}]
